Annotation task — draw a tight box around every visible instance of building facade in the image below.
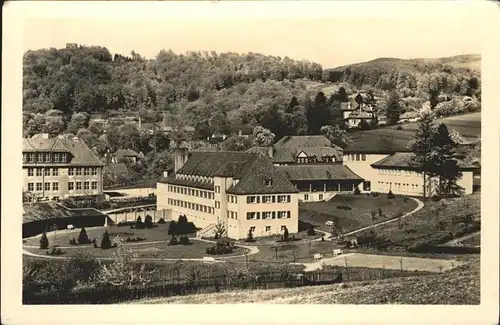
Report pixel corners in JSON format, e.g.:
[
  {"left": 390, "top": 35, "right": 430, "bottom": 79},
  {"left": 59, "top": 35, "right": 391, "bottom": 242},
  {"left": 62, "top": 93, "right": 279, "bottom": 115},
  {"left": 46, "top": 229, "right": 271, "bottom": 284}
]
[
  {"left": 157, "top": 151, "right": 300, "bottom": 240},
  {"left": 23, "top": 134, "right": 105, "bottom": 201}
]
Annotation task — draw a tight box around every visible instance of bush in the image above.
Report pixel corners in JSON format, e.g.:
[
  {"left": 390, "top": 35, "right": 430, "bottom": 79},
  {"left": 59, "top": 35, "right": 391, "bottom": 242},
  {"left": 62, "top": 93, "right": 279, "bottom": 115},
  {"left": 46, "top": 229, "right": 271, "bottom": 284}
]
[
  {"left": 353, "top": 187, "right": 361, "bottom": 195},
  {"left": 100, "top": 230, "right": 112, "bottom": 249},
  {"left": 337, "top": 205, "right": 352, "bottom": 210},
  {"left": 144, "top": 215, "right": 153, "bottom": 228},
  {"left": 283, "top": 227, "right": 289, "bottom": 242},
  {"left": 371, "top": 210, "right": 377, "bottom": 220},
  {"left": 387, "top": 190, "right": 395, "bottom": 199},
  {"left": 117, "top": 221, "right": 135, "bottom": 227},
  {"left": 168, "top": 236, "right": 179, "bottom": 246},
  {"left": 307, "top": 227, "right": 316, "bottom": 236},
  {"left": 179, "top": 235, "right": 191, "bottom": 245},
  {"left": 431, "top": 195, "right": 442, "bottom": 202},
  {"left": 135, "top": 216, "right": 145, "bottom": 229},
  {"left": 245, "top": 229, "right": 255, "bottom": 243},
  {"left": 125, "top": 236, "right": 145, "bottom": 243},
  {"left": 168, "top": 216, "right": 197, "bottom": 236},
  {"left": 47, "top": 247, "right": 64, "bottom": 256},
  {"left": 378, "top": 208, "right": 383, "bottom": 217},
  {"left": 69, "top": 238, "right": 77, "bottom": 245},
  {"left": 372, "top": 192, "right": 379, "bottom": 197},
  {"left": 39, "top": 232, "right": 49, "bottom": 249},
  {"left": 206, "top": 241, "right": 235, "bottom": 255},
  {"left": 158, "top": 218, "right": 166, "bottom": 224},
  {"left": 397, "top": 126, "right": 403, "bottom": 130},
  {"left": 78, "top": 227, "right": 90, "bottom": 244}
]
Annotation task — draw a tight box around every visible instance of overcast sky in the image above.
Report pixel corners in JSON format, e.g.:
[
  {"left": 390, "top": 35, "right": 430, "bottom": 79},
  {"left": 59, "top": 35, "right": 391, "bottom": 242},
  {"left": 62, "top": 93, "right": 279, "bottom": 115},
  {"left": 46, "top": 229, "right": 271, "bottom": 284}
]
[{"left": 21, "top": 2, "right": 483, "bottom": 68}]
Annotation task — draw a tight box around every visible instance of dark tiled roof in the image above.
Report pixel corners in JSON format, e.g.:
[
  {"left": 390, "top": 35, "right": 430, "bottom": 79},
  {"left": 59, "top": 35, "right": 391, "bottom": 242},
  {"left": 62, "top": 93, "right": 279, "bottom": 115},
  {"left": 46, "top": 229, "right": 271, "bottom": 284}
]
[
  {"left": 347, "top": 111, "right": 373, "bottom": 119},
  {"left": 371, "top": 152, "right": 480, "bottom": 170},
  {"left": 246, "top": 146, "right": 270, "bottom": 155},
  {"left": 274, "top": 135, "right": 331, "bottom": 148},
  {"left": 278, "top": 165, "right": 363, "bottom": 181},
  {"left": 160, "top": 152, "right": 298, "bottom": 194},
  {"left": 23, "top": 202, "right": 105, "bottom": 223},
  {"left": 343, "top": 135, "right": 412, "bottom": 154},
  {"left": 23, "top": 134, "right": 104, "bottom": 166},
  {"left": 103, "top": 163, "right": 129, "bottom": 174},
  {"left": 296, "top": 147, "right": 343, "bottom": 162}
]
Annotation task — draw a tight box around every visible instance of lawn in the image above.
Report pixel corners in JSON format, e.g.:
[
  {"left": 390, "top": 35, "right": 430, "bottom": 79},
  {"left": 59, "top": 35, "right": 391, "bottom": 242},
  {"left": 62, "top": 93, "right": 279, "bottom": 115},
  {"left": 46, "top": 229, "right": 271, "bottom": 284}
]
[
  {"left": 24, "top": 238, "right": 248, "bottom": 259},
  {"left": 459, "top": 234, "right": 480, "bottom": 247},
  {"left": 23, "top": 223, "right": 187, "bottom": 248},
  {"left": 299, "top": 194, "right": 418, "bottom": 233},
  {"left": 346, "top": 112, "right": 481, "bottom": 148},
  {"left": 354, "top": 193, "right": 481, "bottom": 251}
]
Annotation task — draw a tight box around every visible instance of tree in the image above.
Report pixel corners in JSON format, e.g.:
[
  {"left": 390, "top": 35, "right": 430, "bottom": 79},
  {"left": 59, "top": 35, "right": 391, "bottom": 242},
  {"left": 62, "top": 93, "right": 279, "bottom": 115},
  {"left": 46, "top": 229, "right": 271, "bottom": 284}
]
[
  {"left": 214, "top": 223, "right": 227, "bottom": 239},
  {"left": 431, "top": 123, "right": 461, "bottom": 195},
  {"left": 67, "top": 113, "right": 89, "bottom": 134},
  {"left": 320, "top": 125, "right": 347, "bottom": 148},
  {"left": 78, "top": 227, "right": 90, "bottom": 244},
  {"left": 144, "top": 215, "right": 153, "bottom": 228},
  {"left": 100, "top": 230, "right": 112, "bottom": 249},
  {"left": 253, "top": 126, "right": 275, "bottom": 147},
  {"left": 385, "top": 91, "right": 402, "bottom": 125},
  {"left": 410, "top": 112, "right": 436, "bottom": 199},
  {"left": 40, "top": 232, "right": 49, "bottom": 249},
  {"left": 283, "top": 226, "right": 289, "bottom": 242}
]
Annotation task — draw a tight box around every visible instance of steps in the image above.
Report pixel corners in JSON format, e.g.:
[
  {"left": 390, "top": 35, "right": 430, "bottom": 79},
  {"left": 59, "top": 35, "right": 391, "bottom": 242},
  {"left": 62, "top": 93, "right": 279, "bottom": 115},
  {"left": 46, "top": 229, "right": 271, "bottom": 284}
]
[{"left": 196, "top": 223, "right": 216, "bottom": 239}]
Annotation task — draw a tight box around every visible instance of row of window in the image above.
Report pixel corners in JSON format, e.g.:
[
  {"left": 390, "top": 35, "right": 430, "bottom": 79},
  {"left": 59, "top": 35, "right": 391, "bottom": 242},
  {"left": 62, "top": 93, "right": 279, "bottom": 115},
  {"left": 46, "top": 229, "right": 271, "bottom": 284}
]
[
  {"left": 68, "top": 181, "right": 99, "bottom": 191},
  {"left": 27, "top": 168, "right": 59, "bottom": 177},
  {"left": 246, "top": 211, "right": 291, "bottom": 220},
  {"left": 378, "top": 169, "right": 419, "bottom": 176},
  {"left": 168, "top": 198, "right": 215, "bottom": 214},
  {"left": 247, "top": 195, "right": 291, "bottom": 204},
  {"left": 344, "top": 153, "right": 367, "bottom": 161},
  {"left": 69, "top": 167, "right": 99, "bottom": 176},
  {"left": 228, "top": 195, "right": 238, "bottom": 204},
  {"left": 296, "top": 156, "right": 336, "bottom": 164},
  {"left": 378, "top": 181, "right": 419, "bottom": 190},
  {"left": 27, "top": 182, "right": 59, "bottom": 192},
  {"left": 23, "top": 152, "right": 68, "bottom": 163},
  {"left": 168, "top": 185, "right": 215, "bottom": 199},
  {"left": 249, "top": 225, "right": 288, "bottom": 233}
]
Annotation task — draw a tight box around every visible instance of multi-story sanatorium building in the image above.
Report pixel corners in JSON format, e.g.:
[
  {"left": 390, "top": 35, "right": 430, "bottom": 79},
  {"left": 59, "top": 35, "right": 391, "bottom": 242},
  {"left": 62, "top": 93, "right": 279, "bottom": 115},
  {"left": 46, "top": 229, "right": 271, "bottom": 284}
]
[
  {"left": 157, "top": 150, "right": 300, "bottom": 240},
  {"left": 22, "top": 134, "right": 105, "bottom": 201}
]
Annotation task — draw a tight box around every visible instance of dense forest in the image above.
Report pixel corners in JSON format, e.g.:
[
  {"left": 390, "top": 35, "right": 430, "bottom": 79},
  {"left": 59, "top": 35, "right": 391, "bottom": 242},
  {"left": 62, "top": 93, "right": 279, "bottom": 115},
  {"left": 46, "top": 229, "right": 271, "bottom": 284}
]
[{"left": 22, "top": 45, "right": 481, "bottom": 186}]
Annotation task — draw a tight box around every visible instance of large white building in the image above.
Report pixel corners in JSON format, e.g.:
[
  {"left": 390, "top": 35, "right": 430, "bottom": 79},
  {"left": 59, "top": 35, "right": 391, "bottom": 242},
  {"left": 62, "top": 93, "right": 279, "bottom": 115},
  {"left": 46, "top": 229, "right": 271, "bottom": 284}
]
[{"left": 157, "top": 150, "right": 300, "bottom": 239}]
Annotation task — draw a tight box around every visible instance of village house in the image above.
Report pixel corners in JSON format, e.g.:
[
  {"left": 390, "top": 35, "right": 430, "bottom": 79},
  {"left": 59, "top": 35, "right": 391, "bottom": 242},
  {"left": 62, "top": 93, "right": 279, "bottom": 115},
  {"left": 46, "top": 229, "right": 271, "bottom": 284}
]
[
  {"left": 157, "top": 150, "right": 300, "bottom": 239},
  {"left": 341, "top": 99, "right": 377, "bottom": 129},
  {"left": 22, "top": 134, "right": 105, "bottom": 201},
  {"left": 111, "top": 149, "right": 144, "bottom": 165},
  {"left": 398, "top": 111, "right": 421, "bottom": 124}
]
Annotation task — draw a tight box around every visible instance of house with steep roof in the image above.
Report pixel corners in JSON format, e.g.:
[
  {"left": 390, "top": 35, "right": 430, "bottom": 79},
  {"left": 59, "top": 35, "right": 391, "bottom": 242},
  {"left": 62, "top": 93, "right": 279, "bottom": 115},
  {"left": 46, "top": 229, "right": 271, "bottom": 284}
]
[
  {"left": 157, "top": 150, "right": 300, "bottom": 239},
  {"left": 23, "top": 133, "right": 105, "bottom": 201},
  {"left": 111, "top": 149, "right": 143, "bottom": 165}
]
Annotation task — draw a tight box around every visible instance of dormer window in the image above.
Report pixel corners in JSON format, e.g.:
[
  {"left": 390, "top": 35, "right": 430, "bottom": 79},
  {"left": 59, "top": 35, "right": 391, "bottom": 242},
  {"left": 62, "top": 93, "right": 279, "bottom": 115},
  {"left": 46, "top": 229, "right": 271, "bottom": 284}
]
[
  {"left": 264, "top": 178, "right": 273, "bottom": 187},
  {"left": 61, "top": 154, "right": 67, "bottom": 163}
]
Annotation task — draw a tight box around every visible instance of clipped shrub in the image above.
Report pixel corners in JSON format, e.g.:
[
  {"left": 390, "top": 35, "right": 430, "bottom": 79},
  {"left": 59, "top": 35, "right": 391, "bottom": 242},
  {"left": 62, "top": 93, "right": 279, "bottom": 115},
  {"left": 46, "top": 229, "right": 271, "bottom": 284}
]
[
  {"left": 353, "top": 187, "right": 361, "bottom": 195},
  {"left": 144, "top": 215, "right": 153, "bottom": 228},
  {"left": 179, "top": 235, "right": 191, "bottom": 245},
  {"left": 372, "top": 192, "right": 379, "bottom": 197},
  {"left": 117, "top": 221, "right": 135, "bottom": 227},
  {"left": 387, "top": 190, "right": 395, "bottom": 199},
  {"left": 78, "top": 227, "right": 90, "bottom": 244},
  {"left": 135, "top": 216, "right": 145, "bottom": 229},
  {"left": 378, "top": 208, "right": 383, "bottom": 217},
  {"left": 39, "top": 232, "right": 49, "bottom": 249},
  {"left": 100, "top": 230, "right": 112, "bottom": 249},
  {"left": 307, "top": 227, "right": 316, "bottom": 236},
  {"left": 397, "top": 126, "right": 403, "bottom": 130},
  {"left": 337, "top": 205, "right": 352, "bottom": 210},
  {"left": 283, "top": 227, "right": 289, "bottom": 242},
  {"left": 69, "top": 238, "right": 77, "bottom": 245},
  {"left": 371, "top": 210, "right": 377, "bottom": 220},
  {"left": 157, "top": 218, "right": 166, "bottom": 224},
  {"left": 168, "top": 236, "right": 179, "bottom": 246},
  {"left": 93, "top": 243, "right": 98, "bottom": 248},
  {"left": 47, "top": 247, "right": 64, "bottom": 256}
]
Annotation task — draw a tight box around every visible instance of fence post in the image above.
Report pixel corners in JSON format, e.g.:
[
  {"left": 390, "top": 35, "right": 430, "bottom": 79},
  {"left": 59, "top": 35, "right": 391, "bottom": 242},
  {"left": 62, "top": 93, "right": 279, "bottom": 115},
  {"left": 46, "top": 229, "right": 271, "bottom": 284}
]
[{"left": 400, "top": 258, "right": 403, "bottom": 273}]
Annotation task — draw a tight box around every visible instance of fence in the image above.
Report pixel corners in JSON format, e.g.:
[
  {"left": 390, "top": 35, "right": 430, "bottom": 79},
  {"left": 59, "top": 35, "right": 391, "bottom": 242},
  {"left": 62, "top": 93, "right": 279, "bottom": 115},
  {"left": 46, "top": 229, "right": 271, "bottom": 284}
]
[{"left": 23, "top": 271, "right": 342, "bottom": 305}]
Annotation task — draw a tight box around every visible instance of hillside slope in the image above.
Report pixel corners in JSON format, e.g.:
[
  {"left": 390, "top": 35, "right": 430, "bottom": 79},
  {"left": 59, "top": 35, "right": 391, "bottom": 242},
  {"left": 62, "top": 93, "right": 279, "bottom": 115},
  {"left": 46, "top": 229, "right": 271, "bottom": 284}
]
[{"left": 135, "top": 259, "right": 479, "bottom": 304}]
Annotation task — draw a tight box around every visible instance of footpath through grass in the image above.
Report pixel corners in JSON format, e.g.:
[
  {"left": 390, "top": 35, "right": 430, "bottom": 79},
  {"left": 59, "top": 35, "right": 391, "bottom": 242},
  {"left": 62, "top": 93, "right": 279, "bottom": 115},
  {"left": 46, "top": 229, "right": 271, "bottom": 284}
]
[{"left": 299, "top": 194, "right": 418, "bottom": 233}]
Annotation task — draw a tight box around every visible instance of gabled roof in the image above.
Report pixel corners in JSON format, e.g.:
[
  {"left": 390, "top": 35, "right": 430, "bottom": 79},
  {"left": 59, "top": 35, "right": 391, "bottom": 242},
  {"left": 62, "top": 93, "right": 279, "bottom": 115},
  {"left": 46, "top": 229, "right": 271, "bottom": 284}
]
[
  {"left": 279, "top": 165, "right": 363, "bottom": 181},
  {"left": 275, "top": 135, "right": 331, "bottom": 148},
  {"left": 103, "top": 163, "right": 129, "bottom": 175},
  {"left": 296, "top": 146, "right": 343, "bottom": 162},
  {"left": 23, "top": 134, "right": 104, "bottom": 166},
  {"left": 371, "top": 152, "right": 480, "bottom": 170},
  {"left": 162, "top": 152, "right": 298, "bottom": 195}
]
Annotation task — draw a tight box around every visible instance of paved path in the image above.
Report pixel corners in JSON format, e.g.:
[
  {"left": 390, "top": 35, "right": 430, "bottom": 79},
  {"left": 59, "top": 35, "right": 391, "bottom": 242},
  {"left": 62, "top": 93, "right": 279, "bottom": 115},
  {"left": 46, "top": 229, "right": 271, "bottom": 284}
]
[
  {"left": 444, "top": 231, "right": 480, "bottom": 246},
  {"left": 101, "top": 204, "right": 156, "bottom": 214}
]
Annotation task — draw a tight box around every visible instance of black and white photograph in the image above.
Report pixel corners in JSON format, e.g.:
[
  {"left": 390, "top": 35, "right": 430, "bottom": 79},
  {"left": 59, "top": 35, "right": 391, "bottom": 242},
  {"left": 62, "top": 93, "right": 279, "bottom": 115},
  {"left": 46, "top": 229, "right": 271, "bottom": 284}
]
[{"left": 2, "top": 1, "right": 499, "bottom": 324}]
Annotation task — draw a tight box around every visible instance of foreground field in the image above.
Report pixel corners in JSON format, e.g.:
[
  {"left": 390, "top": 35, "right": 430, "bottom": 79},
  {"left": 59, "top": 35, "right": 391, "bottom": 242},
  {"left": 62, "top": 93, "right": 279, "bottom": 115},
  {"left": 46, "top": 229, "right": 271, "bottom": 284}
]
[
  {"left": 300, "top": 194, "right": 418, "bottom": 233},
  {"left": 136, "top": 258, "right": 479, "bottom": 304}
]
